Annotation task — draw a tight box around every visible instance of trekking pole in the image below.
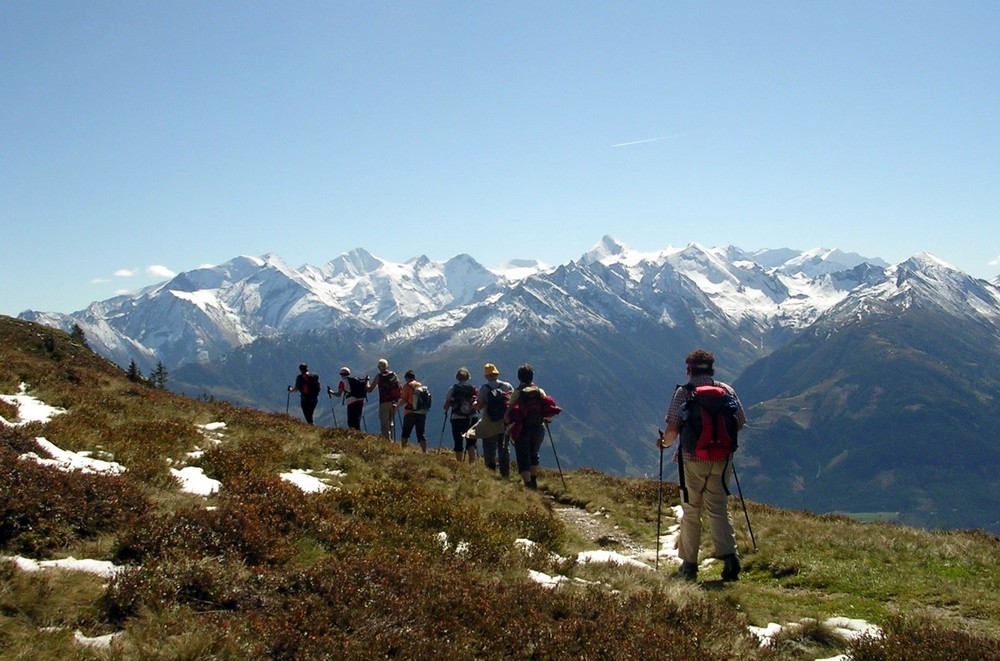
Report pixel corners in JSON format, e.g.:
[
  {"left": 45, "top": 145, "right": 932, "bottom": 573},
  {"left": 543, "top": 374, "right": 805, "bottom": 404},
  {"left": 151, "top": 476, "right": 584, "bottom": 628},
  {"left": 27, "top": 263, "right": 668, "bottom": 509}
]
[
  {"left": 731, "top": 461, "right": 757, "bottom": 553},
  {"left": 438, "top": 414, "right": 448, "bottom": 450},
  {"left": 656, "top": 429, "right": 664, "bottom": 571},
  {"left": 545, "top": 423, "right": 567, "bottom": 491},
  {"left": 327, "top": 388, "right": 338, "bottom": 427},
  {"left": 285, "top": 386, "right": 291, "bottom": 414}
]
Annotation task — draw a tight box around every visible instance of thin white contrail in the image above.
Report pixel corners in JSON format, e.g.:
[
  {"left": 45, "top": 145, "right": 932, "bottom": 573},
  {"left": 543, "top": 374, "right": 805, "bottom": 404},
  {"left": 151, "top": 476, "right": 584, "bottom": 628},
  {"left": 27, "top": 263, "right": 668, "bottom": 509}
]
[{"left": 611, "top": 134, "right": 683, "bottom": 148}]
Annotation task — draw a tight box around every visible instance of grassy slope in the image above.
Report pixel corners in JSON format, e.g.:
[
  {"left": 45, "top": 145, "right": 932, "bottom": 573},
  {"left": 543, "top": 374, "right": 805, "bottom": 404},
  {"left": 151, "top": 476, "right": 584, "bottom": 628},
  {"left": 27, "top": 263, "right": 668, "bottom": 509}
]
[{"left": 1, "top": 315, "right": 998, "bottom": 660}]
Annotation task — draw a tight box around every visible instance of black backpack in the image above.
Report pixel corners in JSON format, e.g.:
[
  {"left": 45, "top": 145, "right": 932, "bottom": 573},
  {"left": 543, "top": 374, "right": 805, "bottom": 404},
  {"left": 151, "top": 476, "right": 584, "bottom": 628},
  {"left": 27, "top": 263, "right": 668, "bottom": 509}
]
[
  {"left": 484, "top": 385, "right": 510, "bottom": 421},
  {"left": 346, "top": 376, "right": 367, "bottom": 399},
  {"left": 678, "top": 382, "right": 740, "bottom": 461},
  {"left": 450, "top": 383, "right": 476, "bottom": 416},
  {"left": 378, "top": 371, "right": 401, "bottom": 401}
]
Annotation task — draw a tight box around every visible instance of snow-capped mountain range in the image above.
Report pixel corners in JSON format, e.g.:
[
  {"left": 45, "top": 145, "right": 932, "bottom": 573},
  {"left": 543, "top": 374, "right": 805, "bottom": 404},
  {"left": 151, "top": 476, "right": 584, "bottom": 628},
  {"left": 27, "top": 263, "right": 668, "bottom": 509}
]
[{"left": 24, "top": 235, "right": 960, "bottom": 375}]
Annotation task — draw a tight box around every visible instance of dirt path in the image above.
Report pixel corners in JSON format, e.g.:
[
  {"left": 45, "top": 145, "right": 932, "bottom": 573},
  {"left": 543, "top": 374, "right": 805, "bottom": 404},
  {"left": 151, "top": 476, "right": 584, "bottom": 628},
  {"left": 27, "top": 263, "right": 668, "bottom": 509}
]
[{"left": 550, "top": 501, "right": 654, "bottom": 557}]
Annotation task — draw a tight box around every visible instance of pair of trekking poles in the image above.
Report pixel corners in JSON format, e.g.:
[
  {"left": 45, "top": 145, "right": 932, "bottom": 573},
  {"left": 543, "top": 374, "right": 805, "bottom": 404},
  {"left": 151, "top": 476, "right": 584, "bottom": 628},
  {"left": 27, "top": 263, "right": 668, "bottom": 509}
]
[{"left": 654, "top": 429, "right": 756, "bottom": 571}]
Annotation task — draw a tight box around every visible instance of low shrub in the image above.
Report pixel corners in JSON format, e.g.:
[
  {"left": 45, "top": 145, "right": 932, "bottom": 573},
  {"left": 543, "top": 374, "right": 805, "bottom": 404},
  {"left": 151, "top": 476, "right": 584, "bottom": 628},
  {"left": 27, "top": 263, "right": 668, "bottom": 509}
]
[
  {"left": 0, "top": 446, "right": 150, "bottom": 556},
  {"left": 847, "top": 616, "right": 1000, "bottom": 660}
]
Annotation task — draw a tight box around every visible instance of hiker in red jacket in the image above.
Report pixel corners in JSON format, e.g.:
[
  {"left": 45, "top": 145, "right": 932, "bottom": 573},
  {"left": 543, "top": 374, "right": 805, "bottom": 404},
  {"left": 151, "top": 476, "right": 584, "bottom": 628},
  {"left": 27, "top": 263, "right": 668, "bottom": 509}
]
[{"left": 505, "top": 364, "right": 561, "bottom": 489}]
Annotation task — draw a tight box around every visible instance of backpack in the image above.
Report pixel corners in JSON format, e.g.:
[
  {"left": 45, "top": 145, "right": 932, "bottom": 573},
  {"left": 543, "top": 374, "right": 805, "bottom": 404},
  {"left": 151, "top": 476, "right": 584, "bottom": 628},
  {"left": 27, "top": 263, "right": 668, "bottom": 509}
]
[
  {"left": 346, "top": 375, "right": 367, "bottom": 400},
  {"left": 302, "top": 372, "right": 320, "bottom": 397},
  {"left": 378, "top": 371, "right": 401, "bottom": 401},
  {"left": 412, "top": 385, "right": 432, "bottom": 414},
  {"left": 678, "top": 383, "right": 740, "bottom": 461},
  {"left": 450, "top": 383, "right": 476, "bottom": 416},
  {"left": 484, "top": 385, "right": 510, "bottom": 421},
  {"left": 509, "top": 386, "right": 561, "bottom": 431}
]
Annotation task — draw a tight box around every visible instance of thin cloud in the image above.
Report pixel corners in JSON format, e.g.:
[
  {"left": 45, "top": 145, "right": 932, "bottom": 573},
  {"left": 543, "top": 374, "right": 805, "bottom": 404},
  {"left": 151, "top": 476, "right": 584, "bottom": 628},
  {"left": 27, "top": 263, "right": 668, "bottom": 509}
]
[
  {"left": 90, "top": 278, "right": 111, "bottom": 284},
  {"left": 114, "top": 269, "right": 136, "bottom": 278},
  {"left": 989, "top": 256, "right": 1000, "bottom": 268},
  {"left": 611, "top": 134, "right": 683, "bottom": 148},
  {"left": 147, "top": 265, "right": 176, "bottom": 279}
]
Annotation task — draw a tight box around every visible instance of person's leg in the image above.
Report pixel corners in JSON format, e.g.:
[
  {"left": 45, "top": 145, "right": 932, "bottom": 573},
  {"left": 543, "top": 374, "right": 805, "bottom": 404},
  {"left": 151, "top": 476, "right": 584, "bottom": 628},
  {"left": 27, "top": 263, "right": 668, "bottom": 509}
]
[
  {"left": 302, "top": 398, "right": 317, "bottom": 425},
  {"left": 513, "top": 433, "right": 532, "bottom": 486},
  {"left": 678, "top": 460, "right": 711, "bottom": 568},
  {"left": 347, "top": 402, "right": 362, "bottom": 430},
  {"left": 416, "top": 414, "right": 427, "bottom": 451},
  {"left": 527, "top": 426, "right": 544, "bottom": 488},
  {"left": 498, "top": 434, "right": 511, "bottom": 478},
  {"left": 705, "top": 461, "right": 738, "bottom": 558},
  {"left": 379, "top": 403, "right": 394, "bottom": 439},
  {"left": 400, "top": 414, "right": 415, "bottom": 448},
  {"left": 482, "top": 434, "right": 498, "bottom": 470},
  {"left": 450, "top": 419, "right": 464, "bottom": 460}
]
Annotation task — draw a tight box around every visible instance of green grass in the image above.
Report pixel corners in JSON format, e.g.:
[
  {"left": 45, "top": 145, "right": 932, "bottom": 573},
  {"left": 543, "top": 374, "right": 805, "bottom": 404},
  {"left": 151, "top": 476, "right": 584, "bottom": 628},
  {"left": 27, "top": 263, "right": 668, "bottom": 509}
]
[{"left": 2, "top": 315, "right": 999, "bottom": 660}]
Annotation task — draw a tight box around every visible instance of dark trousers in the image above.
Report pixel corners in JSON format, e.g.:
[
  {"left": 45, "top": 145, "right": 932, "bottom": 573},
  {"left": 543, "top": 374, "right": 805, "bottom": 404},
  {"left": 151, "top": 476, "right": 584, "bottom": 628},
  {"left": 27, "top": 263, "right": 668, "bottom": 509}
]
[
  {"left": 300, "top": 397, "right": 319, "bottom": 425},
  {"left": 401, "top": 413, "right": 427, "bottom": 443},
  {"left": 482, "top": 433, "right": 510, "bottom": 477},
  {"left": 346, "top": 401, "right": 363, "bottom": 430},
  {"left": 450, "top": 417, "right": 475, "bottom": 452},
  {"left": 513, "top": 425, "right": 544, "bottom": 474}
]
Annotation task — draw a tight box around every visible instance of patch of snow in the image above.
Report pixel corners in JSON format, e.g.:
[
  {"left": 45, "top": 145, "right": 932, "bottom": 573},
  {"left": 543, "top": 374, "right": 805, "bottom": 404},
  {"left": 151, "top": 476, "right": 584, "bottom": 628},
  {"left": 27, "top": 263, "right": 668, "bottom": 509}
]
[
  {"left": 74, "top": 630, "right": 123, "bottom": 649},
  {"left": 280, "top": 469, "right": 332, "bottom": 493},
  {"left": 2, "top": 555, "right": 121, "bottom": 579},
  {"left": 0, "top": 383, "right": 66, "bottom": 425},
  {"left": 21, "top": 438, "right": 126, "bottom": 475},
  {"left": 171, "top": 466, "right": 221, "bottom": 496}
]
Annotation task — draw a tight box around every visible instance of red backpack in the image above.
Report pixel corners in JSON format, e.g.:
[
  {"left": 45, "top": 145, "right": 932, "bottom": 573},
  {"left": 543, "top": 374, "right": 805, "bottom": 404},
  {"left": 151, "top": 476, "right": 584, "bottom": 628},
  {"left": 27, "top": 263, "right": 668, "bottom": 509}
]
[{"left": 678, "top": 383, "right": 740, "bottom": 461}]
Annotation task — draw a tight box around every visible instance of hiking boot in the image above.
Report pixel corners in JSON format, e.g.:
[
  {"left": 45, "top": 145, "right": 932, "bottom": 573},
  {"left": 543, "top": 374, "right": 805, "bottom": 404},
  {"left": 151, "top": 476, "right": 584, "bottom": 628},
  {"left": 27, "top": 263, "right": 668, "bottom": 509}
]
[
  {"left": 529, "top": 476, "right": 538, "bottom": 490},
  {"left": 721, "top": 554, "right": 741, "bottom": 582},
  {"left": 674, "top": 561, "right": 698, "bottom": 582}
]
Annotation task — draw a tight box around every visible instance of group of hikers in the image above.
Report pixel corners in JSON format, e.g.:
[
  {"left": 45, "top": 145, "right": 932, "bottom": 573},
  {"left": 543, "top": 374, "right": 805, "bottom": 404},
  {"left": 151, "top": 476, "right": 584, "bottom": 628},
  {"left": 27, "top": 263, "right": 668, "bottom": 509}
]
[
  {"left": 289, "top": 359, "right": 562, "bottom": 490},
  {"left": 290, "top": 348, "right": 747, "bottom": 581}
]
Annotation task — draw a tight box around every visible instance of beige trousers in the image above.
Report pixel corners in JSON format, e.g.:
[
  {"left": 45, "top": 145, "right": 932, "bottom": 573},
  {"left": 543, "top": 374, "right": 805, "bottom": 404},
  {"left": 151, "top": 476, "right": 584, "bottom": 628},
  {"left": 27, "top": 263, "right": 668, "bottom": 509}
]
[{"left": 678, "top": 458, "right": 737, "bottom": 564}]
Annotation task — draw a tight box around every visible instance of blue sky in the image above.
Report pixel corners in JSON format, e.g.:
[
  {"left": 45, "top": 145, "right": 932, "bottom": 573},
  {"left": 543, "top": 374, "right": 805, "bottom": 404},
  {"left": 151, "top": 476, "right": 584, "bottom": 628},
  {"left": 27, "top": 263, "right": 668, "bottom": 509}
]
[{"left": 2, "top": 1, "right": 998, "bottom": 316}]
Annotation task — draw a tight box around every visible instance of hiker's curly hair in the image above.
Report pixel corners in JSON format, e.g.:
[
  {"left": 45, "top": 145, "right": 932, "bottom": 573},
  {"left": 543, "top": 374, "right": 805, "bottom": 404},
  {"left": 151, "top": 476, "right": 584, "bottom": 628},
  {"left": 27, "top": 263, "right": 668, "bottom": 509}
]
[{"left": 685, "top": 349, "right": 715, "bottom": 376}]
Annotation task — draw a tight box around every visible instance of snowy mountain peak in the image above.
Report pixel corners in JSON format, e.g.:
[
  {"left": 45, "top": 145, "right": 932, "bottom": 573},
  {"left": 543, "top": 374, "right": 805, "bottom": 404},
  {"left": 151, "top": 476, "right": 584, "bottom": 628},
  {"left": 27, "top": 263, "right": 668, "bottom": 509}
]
[{"left": 581, "top": 235, "right": 630, "bottom": 264}]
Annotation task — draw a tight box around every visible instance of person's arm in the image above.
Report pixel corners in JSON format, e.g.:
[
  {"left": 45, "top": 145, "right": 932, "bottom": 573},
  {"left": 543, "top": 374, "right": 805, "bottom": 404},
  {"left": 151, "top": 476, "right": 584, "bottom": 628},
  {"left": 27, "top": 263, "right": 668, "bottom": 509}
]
[
  {"left": 367, "top": 374, "right": 379, "bottom": 393},
  {"left": 658, "top": 386, "right": 685, "bottom": 449},
  {"left": 659, "top": 422, "right": 680, "bottom": 449}
]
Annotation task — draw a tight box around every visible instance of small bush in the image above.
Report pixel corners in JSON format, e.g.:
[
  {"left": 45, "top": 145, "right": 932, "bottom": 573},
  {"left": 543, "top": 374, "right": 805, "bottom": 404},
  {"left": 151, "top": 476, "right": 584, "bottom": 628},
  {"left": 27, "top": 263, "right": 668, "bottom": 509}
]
[
  {"left": 113, "top": 504, "right": 291, "bottom": 567},
  {"left": 0, "top": 446, "right": 150, "bottom": 556},
  {"left": 848, "top": 616, "right": 1000, "bottom": 660}
]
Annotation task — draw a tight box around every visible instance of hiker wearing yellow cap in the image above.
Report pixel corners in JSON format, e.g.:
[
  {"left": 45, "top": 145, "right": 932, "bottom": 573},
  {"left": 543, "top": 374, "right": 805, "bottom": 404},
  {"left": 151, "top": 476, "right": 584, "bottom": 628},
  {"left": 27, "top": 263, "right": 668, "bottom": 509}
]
[{"left": 475, "top": 363, "right": 513, "bottom": 476}]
